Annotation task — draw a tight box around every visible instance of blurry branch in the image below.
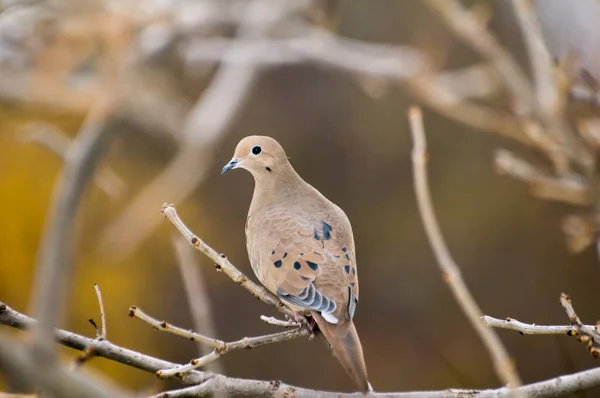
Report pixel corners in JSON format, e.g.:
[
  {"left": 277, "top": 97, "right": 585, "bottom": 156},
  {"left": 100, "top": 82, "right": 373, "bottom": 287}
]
[
  {"left": 423, "top": 0, "right": 534, "bottom": 114},
  {"left": 408, "top": 106, "right": 522, "bottom": 390},
  {"left": 161, "top": 203, "right": 304, "bottom": 323},
  {"left": 17, "top": 122, "right": 127, "bottom": 200},
  {"left": 172, "top": 236, "right": 225, "bottom": 377},
  {"left": 510, "top": 0, "right": 558, "bottom": 116},
  {"left": 29, "top": 95, "right": 118, "bottom": 363},
  {"left": 494, "top": 149, "right": 591, "bottom": 205},
  {"left": 3, "top": 300, "right": 600, "bottom": 397},
  {"left": 129, "top": 306, "right": 308, "bottom": 378},
  {"left": 87, "top": 0, "right": 598, "bottom": 259},
  {"left": 98, "top": 0, "right": 308, "bottom": 262},
  {"left": 483, "top": 293, "right": 600, "bottom": 358},
  {"left": 0, "top": 332, "right": 130, "bottom": 398}
]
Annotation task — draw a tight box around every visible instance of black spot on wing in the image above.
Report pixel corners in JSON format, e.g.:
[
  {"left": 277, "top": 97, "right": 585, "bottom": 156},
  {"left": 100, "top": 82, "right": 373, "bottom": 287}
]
[
  {"left": 305, "top": 260, "right": 319, "bottom": 270},
  {"left": 274, "top": 260, "right": 282, "bottom": 268},
  {"left": 345, "top": 253, "right": 350, "bottom": 261},
  {"left": 313, "top": 231, "right": 320, "bottom": 240},
  {"left": 342, "top": 247, "right": 347, "bottom": 252},
  {"left": 322, "top": 222, "right": 332, "bottom": 240},
  {"left": 283, "top": 252, "right": 288, "bottom": 258},
  {"left": 271, "top": 250, "right": 275, "bottom": 255},
  {"left": 352, "top": 267, "right": 356, "bottom": 275},
  {"left": 294, "top": 261, "right": 301, "bottom": 270},
  {"left": 344, "top": 265, "right": 350, "bottom": 274}
]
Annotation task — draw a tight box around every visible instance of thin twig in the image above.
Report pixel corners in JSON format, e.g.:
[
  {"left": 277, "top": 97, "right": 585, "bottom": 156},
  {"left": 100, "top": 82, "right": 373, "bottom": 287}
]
[
  {"left": 129, "top": 303, "right": 308, "bottom": 377},
  {"left": 560, "top": 293, "right": 600, "bottom": 358},
  {"left": 172, "top": 235, "right": 226, "bottom": 380},
  {"left": 73, "top": 284, "right": 109, "bottom": 368},
  {"left": 483, "top": 294, "right": 600, "bottom": 359},
  {"left": 157, "top": 327, "right": 308, "bottom": 378},
  {"left": 260, "top": 315, "right": 301, "bottom": 328},
  {"left": 2, "top": 301, "right": 600, "bottom": 397},
  {"left": 160, "top": 203, "right": 304, "bottom": 323},
  {"left": 408, "top": 106, "right": 523, "bottom": 390},
  {"left": 129, "top": 306, "right": 224, "bottom": 349},
  {"left": 481, "top": 316, "right": 594, "bottom": 335},
  {"left": 94, "top": 284, "right": 106, "bottom": 340}
]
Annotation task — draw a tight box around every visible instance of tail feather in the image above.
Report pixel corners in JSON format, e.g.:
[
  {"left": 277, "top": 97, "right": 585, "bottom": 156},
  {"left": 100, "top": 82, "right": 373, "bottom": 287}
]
[{"left": 312, "top": 312, "right": 370, "bottom": 392}]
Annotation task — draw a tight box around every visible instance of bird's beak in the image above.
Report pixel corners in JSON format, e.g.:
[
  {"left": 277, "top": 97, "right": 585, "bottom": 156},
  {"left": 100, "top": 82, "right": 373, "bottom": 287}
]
[{"left": 221, "top": 158, "right": 241, "bottom": 174}]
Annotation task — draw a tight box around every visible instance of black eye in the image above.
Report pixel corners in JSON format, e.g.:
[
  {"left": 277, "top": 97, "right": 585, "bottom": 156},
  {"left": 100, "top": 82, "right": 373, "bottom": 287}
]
[{"left": 251, "top": 145, "right": 262, "bottom": 155}]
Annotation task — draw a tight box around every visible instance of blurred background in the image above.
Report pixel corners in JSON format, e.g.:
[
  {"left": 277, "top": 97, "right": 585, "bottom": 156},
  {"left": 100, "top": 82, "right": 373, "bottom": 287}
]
[{"left": 2, "top": 0, "right": 600, "bottom": 395}]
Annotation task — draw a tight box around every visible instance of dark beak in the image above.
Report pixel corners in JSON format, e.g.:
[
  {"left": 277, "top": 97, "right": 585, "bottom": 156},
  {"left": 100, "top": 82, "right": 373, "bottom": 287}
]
[{"left": 221, "top": 158, "right": 241, "bottom": 174}]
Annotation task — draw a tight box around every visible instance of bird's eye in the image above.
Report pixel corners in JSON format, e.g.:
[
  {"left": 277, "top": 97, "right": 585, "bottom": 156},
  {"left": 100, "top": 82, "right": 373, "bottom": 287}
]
[{"left": 251, "top": 145, "right": 262, "bottom": 155}]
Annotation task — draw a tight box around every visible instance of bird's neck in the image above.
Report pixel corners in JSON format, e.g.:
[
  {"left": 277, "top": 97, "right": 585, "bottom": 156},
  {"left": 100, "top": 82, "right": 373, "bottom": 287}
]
[{"left": 249, "top": 164, "right": 308, "bottom": 214}]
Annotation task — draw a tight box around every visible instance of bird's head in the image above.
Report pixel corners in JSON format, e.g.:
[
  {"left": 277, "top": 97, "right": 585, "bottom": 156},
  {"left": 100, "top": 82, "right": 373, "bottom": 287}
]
[{"left": 221, "top": 136, "right": 288, "bottom": 177}]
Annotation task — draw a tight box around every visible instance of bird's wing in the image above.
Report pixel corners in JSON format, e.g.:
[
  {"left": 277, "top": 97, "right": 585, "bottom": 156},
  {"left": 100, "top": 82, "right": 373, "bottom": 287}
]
[{"left": 246, "top": 202, "right": 358, "bottom": 323}]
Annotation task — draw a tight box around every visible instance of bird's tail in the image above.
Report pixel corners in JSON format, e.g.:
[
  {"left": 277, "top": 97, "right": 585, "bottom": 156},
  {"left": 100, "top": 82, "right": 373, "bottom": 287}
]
[{"left": 312, "top": 312, "right": 370, "bottom": 392}]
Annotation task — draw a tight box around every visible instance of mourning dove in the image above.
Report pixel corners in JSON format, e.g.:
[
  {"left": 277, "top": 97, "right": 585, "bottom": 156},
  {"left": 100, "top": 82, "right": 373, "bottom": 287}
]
[{"left": 222, "top": 136, "right": 370, "bottom": 392}]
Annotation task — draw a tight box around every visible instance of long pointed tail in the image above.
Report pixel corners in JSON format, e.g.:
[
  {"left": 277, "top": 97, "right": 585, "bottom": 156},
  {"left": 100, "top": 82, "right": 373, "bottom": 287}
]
[{"left": 312, "top": 312, "right": 370, "bottom": 392}]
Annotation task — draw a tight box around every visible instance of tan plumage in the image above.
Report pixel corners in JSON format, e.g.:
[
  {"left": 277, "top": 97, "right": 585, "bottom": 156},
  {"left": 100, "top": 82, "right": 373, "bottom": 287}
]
[{"left": 222, "top": 136, "right": 370, "bottom": 392}]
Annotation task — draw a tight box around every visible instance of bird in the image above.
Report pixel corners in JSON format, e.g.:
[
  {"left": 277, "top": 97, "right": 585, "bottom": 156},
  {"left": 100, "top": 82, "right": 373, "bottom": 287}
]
[{"left": 222, "top": 136, "right": 370, "bottom": 392}]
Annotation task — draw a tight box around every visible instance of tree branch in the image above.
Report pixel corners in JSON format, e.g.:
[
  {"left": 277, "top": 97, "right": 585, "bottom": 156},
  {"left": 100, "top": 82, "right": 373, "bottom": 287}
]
[
  {"left": 483, "top": 293, "right": 600, "bottom": 359},
  {"left": 3, "top": 299, "right": 600, "bottom": 396},
  {"left": 29, "top": 96, "right": 118, "bottom": 360},
  {"left": 172, "top": 235, "right": 226, "bottom": 380},
  {"left": 160, "top": 203, "right": 304, "bottom": 324},
  {"left": 408, "top": 106, "right": 522, "bottom": 390}
]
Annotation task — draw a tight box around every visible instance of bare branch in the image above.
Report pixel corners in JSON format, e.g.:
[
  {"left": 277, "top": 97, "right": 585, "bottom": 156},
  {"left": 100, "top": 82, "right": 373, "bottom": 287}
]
[
  {"left": 560, "top": 293, "right": 600, "bottom": 358},
  {"left": 129, "top": 306, "right": 224, "bottom": 349},
  {"left": 172, "top": 235, "right": 226, "bottom": 385},
  {"left": 0, "top": 301, "right": 208, "bottom": 385},
  {"left": 29, "top": 96, "right": 118, "bottom": 360},
  {"left": 0, "top": 333, "right": 131, "bottom": 398},
  {"left": 494, "top": 149, "right": 591, "bottom": 205},
  {"left": 511, "top": 0, "right": 559, "bottom": 117},
  {"left": 481, "top": 316, "right": 593, "bottom": 335},
  {"left": 423, "top": 0, "right": 533, "bottom": 114},
  {"left": 161, "top": 203, "right": 304, "bottom": 323},
  {"left": 408, "top": 106, "right": 522, "bottom": 390},
  {"left": 157, "top": 327, "right": 308, "bottom": 378},
  {"left": 3, "top": 301, "right": 600, "bottom": 397},
  {"left": 17, "top": 122, "right": 127, "bottom": 200},
  {"left": 94, "top": 284, "right": 107, "bottom": 340},
  {"left": 98, "top": 0, "right": 307, "bottom": 262},
  {"left": 74, "top": 284, "right": 109, "bottom": 368},
  {"left": 260, "top": 316, "right": 301, "bottom": 328}
]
